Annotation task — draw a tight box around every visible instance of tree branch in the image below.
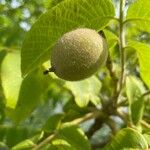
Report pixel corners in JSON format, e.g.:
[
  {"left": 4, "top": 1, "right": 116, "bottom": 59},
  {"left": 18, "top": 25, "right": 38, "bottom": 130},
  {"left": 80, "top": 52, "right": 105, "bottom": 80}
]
[
  {"left": 32, "top": 111, "right": 105, "bottom": 150},
  {"left": 142, "top": 91, "right": 150, "bottom": 98},
  {"left": 114, "top": 0, "right": 126, "bottom": 105},
  {"left": 32, "top": 134, "right": 56, "bottom": 150},
  {"left": 86, "top": 113, "right": 108, "bottom": 138},
  {"left": 140, "top": 120, "right": 150, "bottom": 128}
]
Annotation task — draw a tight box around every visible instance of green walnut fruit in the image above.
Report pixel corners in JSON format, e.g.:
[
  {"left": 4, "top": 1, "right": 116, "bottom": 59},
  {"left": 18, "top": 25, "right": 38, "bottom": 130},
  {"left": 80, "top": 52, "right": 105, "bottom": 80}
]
[{"left": 50, "top": 28, "right": 108, "bottom": 81}]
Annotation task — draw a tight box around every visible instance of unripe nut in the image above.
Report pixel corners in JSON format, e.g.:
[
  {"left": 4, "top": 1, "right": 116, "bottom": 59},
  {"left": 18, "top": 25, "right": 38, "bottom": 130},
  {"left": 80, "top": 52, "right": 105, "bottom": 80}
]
[{"left": 51, "top": 28, "right": 108, "bottom": 81}]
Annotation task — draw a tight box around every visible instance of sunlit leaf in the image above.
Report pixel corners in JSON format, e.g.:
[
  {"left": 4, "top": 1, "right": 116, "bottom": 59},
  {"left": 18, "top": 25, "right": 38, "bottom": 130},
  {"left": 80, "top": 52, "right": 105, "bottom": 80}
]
[
  {"left": 128, "top": 41, "right": 150, "bottom": 88},
  {"left": 1, "top": 51, "right": 22, "bottom": 109},
  {"left": 143, "top": 131, "right": 150, "bottom": 147},
  {"left": 21, "top": 0, "right": 115, "bottom": 76},
  {"left": 126, "top": 0, "right": 150, "bottom": 33},
  {"left": 9, "top": 69, "right": 44, "bottom": 123},
  {"left": 65, "top": 76, "right": 101, "bottom": 107},
  {"left": 1, "top": 51, "right": 45, "bottom": 123},
  {"left": 48, "top": 139, "right": 74, "bottom": 150}
]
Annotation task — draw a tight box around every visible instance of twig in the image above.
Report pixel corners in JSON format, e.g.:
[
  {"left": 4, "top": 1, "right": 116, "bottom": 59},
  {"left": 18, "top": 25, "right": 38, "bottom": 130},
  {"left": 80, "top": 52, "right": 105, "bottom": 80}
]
[
  {"left": 116, "top": 109, "right": 128, "bottom": 123},
  {"left": 32, "top": 111, "right": 104, "bottom": 150},
  {"left": 69, "top": 111, "right": 102, "bottom": 125},
  {"left": 106, "top": 54, "right": 117, "bottom": 81},
  {"left": 140, "top": 120, "right": 150, "bottom": 128},
  {"left": 43, "top": 67, "right": 55, "bottom": 75},
  {"left": 32, "top": 134, "right": 56, "bottom": 150},
  {"left": 117, "top": 0, "right": 126, "bottom": 94},
  {"left": 123, "top": 18, "right": 150, "bottom": 25},
  {"left": 142, "top": 91, "right": 150, "bottom": 98},
  {"left": 0, "top": 46, "right": 19, "bottom": 52},
  {"left": 117, "top": 98, "right": 128, "bottom": 107},
  {"left": 114, "top": 0, "right": 126, "bottom": 105},
  {"left": 106, "top": 118, "right": 118, "bottom": 135}
]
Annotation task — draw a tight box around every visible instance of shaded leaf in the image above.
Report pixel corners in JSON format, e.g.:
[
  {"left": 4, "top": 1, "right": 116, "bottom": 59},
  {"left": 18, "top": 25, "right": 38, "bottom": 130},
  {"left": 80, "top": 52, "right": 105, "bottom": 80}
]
[
  {"left": 57, "top": 124, "right": 90, "bottom": 150},
  {"left": 126, "top": 0, "right": 150, "bottom": 33},
  {"left": 103, "top": 128, "right": 148, "bottom": 150},
  {"left": 0, "top": 126, "right": 7, "bottom": 141},
  {"left": 11, "top": 132, "right": 44, "bottom": 150},
  {"left": 21, "top": 0, "right": 115, "bottom": 76},
  {"left": 126, "top": 76, "right": 145, "bottom": 125},
  {"left": 30, "top": 132, "right": 44, "bottom": 143},
  {"left": 11, "top": 140, "right": 35, "bottom": 150},
  {"left": 65, "top": 76, "right": 101, "bottom": 107},
  {"left": 103, "top": 29, "right": 118, "bottom": 49},
  {"left": 63, "top": 101, "right": 89, "bottom": 122},
  {"left": 5, "top": 127, "right": 29, "bottom": 148},
  {"left": 0, "top": 50, "right": 6, "bottom": 65},
  {"left": 130, "top": 97, "right": 144, "bottom": 126},
  {"left": 43, "top": 113, "right": 64, "bottom": 133},
  {"left": 126, "top": 75, "right": 145, "bottom": 101}
]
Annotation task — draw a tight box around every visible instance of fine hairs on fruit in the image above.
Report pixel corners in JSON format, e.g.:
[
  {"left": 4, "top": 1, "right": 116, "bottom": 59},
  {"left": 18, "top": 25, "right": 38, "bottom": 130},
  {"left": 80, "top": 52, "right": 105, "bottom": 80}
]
[{"left": 44, "top": 28, "right": 108, "bottom": 81}]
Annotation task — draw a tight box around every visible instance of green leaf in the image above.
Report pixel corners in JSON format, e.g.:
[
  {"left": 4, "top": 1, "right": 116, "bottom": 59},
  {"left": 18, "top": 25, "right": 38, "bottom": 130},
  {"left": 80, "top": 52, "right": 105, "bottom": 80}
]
[
  {"left": 144, "top": 134, "right": 150, "bottom": 147},
  {"left": 103, "top": 29, "right": 118, "bottom": 49},
  {"left": 43, "top": 124, "right": 90, "bottom": 150},
  {"left": 126, "top": 0, "right": 150, "bottom": 33},
  {"left": 57, "top": 124, "right": 90, "bottom": 150},
  {"left": 65, "top": 76, "right": 101, "bottom": 107},
  {"left": 128, "top": 41, "right": 150, "bottom": 88},
  {"left": 47, "top": 139, "right": 74, "bottom": 150},
  {"left": 9, "top": 69, "right": 44, "bottom": 123},
  {"left": 11, "top": 132, "right": 44, "bottom": 150},
  {"left": 0, "top": 15, "right": 12, "bottom": 29},
  {"left": 126, "top": 75, "right": 146, "bottom": 125},
  {"left": 103, "top": 128, "right": 148, "bottom": 150},
  {"left": 0, "top": 50, "right": 6, "bottom": 65},
  {"left": 143, "top": 130, "right": 150, "bottom": 147},
  {"left": 43, "top": 113, "right": 64, "bottom": 133},
  {"left": 21, "top": 0, "right": 115, "bottom": 76},
  {"left": 63, "top": 101, "right": 89, "bottom": 122},
  {"left": 1, "top": 51, "right": 44, "bottom": 123},
  {"left": 1, "top": 51, "right": 22, "bottom": 109},
  {"left": 11, "top": 140, "right": 35, "bottom": 150},
  {"left": 0, "top": 126, "right": 7, "bottom": 141},
  {"left": 5, "top": 127, "right": 29, "bottom": 148},
  {"left": 44, "top": 0, "right": 65, "bottom": 9},
  {"left": 29, "top": 132, "right": 44, "bottom": 143}
]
